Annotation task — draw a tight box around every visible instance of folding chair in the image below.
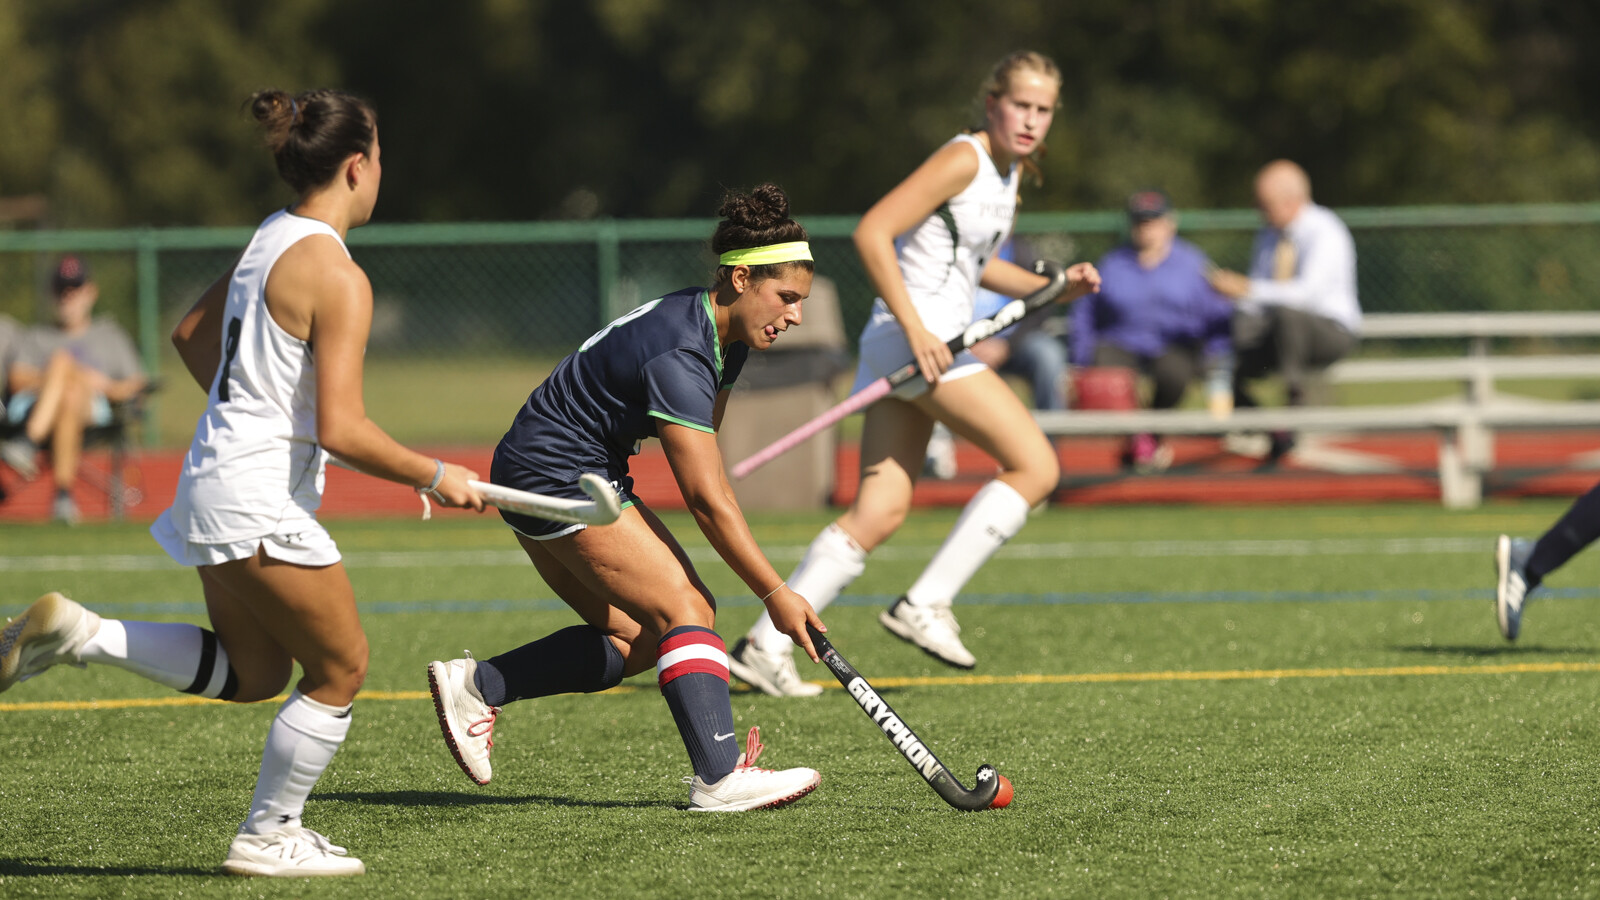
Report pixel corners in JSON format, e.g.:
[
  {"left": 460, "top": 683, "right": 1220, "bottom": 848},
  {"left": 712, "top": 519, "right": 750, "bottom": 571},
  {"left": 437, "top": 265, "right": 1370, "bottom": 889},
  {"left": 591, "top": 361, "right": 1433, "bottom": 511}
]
[{"left": 80, "top": 381, "right": 160, "bottom": 520}]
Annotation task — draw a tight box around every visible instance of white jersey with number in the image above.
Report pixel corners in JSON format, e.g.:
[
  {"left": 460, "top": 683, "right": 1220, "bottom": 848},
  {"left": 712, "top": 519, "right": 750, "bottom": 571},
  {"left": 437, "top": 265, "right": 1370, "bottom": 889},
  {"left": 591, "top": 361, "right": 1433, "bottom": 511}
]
[
  {"left": 154, "top": 208, "right": 344, "bottom": 558},
  {"left": 861, "top": 133, "right": 1020, "bottom": 343}
]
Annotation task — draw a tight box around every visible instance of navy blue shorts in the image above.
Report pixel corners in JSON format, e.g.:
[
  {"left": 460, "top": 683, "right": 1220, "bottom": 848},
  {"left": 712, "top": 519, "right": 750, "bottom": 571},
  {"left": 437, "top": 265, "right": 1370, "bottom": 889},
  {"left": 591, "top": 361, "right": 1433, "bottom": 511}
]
[{"left": 489, "top": 444, "right": 638, "bottom": 540}]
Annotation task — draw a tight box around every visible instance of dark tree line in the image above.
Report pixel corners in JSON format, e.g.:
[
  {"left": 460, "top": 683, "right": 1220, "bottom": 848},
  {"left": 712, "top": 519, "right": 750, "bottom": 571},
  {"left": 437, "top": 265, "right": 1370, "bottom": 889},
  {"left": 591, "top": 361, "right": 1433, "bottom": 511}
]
[{"left": 1, "top": 0, "right": 1596, "bottom": 228}]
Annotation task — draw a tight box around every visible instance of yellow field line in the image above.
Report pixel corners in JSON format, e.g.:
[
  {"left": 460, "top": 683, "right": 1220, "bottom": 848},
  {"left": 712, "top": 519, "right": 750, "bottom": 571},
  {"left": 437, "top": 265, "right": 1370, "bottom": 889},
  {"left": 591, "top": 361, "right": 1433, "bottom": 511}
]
[{"left": 4, "top": 660, "right": 1597, "bottom": 713}]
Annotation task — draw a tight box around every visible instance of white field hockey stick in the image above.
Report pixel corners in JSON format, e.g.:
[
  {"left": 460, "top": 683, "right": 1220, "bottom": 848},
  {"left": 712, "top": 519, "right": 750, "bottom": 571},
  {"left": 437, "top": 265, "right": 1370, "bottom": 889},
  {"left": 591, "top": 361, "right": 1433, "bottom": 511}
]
[
  {"left": 328, "top": 456, "right": 623, "bottom": 525},
  {"left": 729, "top": 259, "right": 1069, "bottom": 480},
  {"left": 466, "top": 473, "right": 622, "bottom": 525}
]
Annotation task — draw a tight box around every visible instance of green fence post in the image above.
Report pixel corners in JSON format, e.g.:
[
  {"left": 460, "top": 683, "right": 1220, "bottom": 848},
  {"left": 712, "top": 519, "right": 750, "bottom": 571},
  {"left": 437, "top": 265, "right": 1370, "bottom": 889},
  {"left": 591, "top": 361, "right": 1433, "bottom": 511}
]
[
  {"left": 136, "top": 231, "right": 161, "bottom": 448},
  {"left": 597, "top": 219, "right": 619, "bottom": 327}
]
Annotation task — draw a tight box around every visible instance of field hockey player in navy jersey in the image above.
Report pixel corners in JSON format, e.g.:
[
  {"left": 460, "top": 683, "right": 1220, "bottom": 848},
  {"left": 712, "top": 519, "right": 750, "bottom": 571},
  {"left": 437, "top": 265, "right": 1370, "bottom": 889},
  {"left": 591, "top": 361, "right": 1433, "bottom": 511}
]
[{"left": 428, "top": 184, "right": 825, "bottom": 811}]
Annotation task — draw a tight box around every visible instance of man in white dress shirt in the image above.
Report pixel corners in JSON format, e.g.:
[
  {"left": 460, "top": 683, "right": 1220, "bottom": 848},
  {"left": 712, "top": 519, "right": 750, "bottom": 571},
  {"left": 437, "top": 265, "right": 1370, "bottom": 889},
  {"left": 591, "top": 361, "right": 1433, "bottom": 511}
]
[{"left": 1210, "top": 160, "right": 1361, "bottom": 460}]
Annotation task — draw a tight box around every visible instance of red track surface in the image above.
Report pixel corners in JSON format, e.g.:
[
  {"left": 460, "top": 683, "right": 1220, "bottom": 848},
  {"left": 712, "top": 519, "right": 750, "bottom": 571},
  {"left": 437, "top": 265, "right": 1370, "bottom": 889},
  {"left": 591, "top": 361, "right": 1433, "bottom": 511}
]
[{"left": 4, "top": 431, "right": 1599, "bottom": 523}]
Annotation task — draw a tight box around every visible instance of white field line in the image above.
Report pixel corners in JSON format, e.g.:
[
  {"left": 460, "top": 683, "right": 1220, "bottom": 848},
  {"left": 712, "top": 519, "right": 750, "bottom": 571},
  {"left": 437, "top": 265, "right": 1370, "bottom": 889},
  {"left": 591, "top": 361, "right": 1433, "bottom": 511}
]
[{"left": 0, "top": 537, "right": 1491, "bottom": 573}]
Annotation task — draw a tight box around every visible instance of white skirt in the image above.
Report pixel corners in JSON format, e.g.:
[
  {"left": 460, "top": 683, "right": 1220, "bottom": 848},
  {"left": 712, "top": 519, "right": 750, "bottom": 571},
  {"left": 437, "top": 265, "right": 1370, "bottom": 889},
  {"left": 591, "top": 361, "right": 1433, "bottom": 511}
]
[
  {"left": 851, "top": 312, "right": 989, "bottom": 396},
  {"left": 151, "top": 509, "right": 341, "bottom": 568}
]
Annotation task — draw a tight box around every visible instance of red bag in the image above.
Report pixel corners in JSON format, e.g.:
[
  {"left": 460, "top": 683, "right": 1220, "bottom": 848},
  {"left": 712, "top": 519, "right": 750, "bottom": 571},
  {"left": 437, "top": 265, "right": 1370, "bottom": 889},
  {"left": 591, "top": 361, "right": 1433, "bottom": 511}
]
[{"left": 1072, "top": 367, "right": 1140, "bottom": 411}]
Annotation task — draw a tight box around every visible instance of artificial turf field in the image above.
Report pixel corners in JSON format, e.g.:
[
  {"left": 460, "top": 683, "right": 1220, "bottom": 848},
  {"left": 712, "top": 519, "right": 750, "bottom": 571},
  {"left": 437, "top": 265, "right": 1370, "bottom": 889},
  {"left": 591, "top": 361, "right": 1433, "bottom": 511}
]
[{"left": 4, "top": 500, "right": 1600, "bottom": 899}]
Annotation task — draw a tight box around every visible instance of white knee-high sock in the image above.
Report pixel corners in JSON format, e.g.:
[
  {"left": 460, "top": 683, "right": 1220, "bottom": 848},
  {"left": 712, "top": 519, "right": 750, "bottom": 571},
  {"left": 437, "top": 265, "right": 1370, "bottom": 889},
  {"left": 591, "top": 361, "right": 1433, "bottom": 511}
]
[
  {"left": 243, "top": 690, "right": 352, "bottom": 834},
  {"left": 78, "top": 619, "right": 237, "bottom": 699},
  {"left": 905, "top": 479, "right": 1031, "bottom": 608},
  {"left": 746, "top": 522, "right": 867, "bottom": 653}
]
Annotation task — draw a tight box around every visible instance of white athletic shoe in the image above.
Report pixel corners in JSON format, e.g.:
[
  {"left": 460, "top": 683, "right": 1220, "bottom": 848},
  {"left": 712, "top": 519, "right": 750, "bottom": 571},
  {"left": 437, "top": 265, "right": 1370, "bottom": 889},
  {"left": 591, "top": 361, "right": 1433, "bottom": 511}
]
[
  {"left": 728, "top": 638, "right": 824, "bottom": 698},
  {"left": 0, "top": 592, "right": 102, "bottom": 693},
  {"left": 879, "top": 596, "right": 976, "bottom": 669},
  {"left": 1495, "top": 535, "right": 1535, "bottom": 641},
  {"left": 687, "top": 727, "right": 820, "bottom": 812},
  {"left": 923, "top": 424, "right": 959, "bottom": 480},
  {"left": 0, "top": 436, "right": 39, "bottom": 481},
  {"left": 222, "top": 826, "right": 365, "bottom": 877},
  {"left": 428, "top": 653, "right": 500, "bottom": 785}
]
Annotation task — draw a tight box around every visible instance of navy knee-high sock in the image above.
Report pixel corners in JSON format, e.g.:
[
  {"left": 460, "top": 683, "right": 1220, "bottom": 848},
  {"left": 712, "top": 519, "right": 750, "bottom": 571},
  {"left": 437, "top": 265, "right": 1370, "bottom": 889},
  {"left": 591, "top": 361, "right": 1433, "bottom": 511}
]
[
  {"left": 473, "top": 625, "right": 625, "bottom": 706},
  {"left": 1528, "top": 480, "right": 1600, "bottom": 589},
  {"left": 657, "top": 626, "right": 739, "bottom": 784}
]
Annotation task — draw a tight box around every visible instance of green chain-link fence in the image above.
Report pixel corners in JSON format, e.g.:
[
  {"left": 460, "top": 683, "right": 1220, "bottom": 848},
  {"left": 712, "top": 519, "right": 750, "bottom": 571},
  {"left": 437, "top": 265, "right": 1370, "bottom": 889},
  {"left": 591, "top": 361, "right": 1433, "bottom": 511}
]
[{"left": 1, "top": 203, "right": 1597, "bottom": 437}]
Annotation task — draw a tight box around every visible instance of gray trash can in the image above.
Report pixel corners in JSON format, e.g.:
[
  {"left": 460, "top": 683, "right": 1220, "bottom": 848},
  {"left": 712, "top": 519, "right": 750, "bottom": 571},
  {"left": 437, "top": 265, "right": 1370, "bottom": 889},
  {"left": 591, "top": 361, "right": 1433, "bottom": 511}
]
[{"left": 718, "top": 275, "right": 851, "bottom": 511}]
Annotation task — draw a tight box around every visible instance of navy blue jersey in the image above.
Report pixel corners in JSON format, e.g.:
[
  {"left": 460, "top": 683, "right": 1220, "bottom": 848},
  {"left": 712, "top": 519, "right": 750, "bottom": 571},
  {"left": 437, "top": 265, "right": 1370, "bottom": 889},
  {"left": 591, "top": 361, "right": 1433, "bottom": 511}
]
[{"left": 495, "top": 287, "right": 748, "bottom": 497}]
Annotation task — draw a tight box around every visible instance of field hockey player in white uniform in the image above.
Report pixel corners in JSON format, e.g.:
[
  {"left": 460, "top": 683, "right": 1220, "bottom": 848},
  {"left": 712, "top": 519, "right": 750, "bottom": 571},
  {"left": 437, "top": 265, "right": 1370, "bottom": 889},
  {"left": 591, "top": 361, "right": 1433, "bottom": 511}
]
[
  {"left": 729, "top": 51, "right": 1100, "bottom": 695},
  {"left": 0, "top": 88, "right": 484, "bottom": 877}
]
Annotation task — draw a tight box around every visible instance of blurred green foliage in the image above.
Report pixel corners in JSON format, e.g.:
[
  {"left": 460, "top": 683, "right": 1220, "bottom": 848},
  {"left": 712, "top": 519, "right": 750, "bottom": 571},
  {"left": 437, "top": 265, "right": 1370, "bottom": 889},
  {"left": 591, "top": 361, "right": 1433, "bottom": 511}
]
[{"left": 0, "top": 0, "right": 1596, "bottom": 230}]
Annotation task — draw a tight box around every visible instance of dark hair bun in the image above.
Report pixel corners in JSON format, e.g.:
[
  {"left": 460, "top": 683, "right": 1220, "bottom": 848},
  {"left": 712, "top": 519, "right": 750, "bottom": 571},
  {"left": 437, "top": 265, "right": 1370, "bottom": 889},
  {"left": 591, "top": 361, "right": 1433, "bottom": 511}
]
[
  {"left": 717, "top": 183, "right": 790, "bottom": 230},
  {"left": 710, "top": 182, "right": 809, "bottom": 259},
  {"left": 249, "top": 89, "right": 298, "bottom": 154},
  {"left": 246, "top": 88, "right": 376, "bottom": 195}
]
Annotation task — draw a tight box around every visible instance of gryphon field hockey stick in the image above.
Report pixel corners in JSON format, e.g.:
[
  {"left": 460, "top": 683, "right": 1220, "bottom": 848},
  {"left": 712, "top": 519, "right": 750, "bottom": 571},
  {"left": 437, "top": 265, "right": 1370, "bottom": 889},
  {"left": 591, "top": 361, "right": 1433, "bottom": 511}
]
[
  {"left": 329, "top": 457, "right": 623, "bottom": 525},
  {"left": 730, "top": 259, "right": 1068, "bottom": 480},
  {"left": 806, "top": 624, "right": 1005, "bottom": 811}
]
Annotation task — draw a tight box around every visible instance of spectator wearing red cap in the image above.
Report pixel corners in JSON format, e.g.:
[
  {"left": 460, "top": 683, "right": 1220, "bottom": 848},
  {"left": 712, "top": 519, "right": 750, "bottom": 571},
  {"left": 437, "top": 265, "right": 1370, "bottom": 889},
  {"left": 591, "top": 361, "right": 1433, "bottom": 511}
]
[{"left": 1, "top": 255, "right": 148, "bottom": 522}]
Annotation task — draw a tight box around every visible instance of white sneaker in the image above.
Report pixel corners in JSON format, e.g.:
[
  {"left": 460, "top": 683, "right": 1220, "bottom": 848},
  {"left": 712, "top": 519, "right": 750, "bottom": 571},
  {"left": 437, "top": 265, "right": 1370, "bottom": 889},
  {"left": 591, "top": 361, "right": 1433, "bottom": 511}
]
[
  {"left": 0, "top": 592, "right": 102, "bottom": 693},
  {"left": 299, "top": 827, "right": 348, "bottom": 856},
  {"left": 428, "top": 653, "right": 500, "bottom": 785},
  {"left": 0, "top": 436, "right": 39, "bottom": 481},
  {"left": 222, "top": 826, "right": 365, "bottom": 877},
  {"left": 879, "top": 597, "right": 976, "bottom": 669},
  {"left": 923, "top": 424, "right": 958, "bottom": 480},
  {"left": 728, "top": 637, "right": 823, "bottom": 698},
  {"left": 51, "top": 493, "right": 81, "bottom": 526},
  {"left": 1495, "top": 535, "right": 1535, "bottom": 641},
  {"left": 687, "top": 727, "right": 819, "bottom": 812}
]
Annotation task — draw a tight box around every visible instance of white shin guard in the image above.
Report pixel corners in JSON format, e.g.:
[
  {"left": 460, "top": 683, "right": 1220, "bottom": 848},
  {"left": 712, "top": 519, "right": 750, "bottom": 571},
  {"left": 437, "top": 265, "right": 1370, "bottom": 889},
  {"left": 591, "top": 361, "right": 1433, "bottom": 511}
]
[
  {"left": 747, "top": 522, "right": 867, "bottom": 653},
  {"left": 244, "top": 690, "right": 352, "bottom": 834},
  {"left": 906, "top": 479, "right": 1030, "bottom": 608}
]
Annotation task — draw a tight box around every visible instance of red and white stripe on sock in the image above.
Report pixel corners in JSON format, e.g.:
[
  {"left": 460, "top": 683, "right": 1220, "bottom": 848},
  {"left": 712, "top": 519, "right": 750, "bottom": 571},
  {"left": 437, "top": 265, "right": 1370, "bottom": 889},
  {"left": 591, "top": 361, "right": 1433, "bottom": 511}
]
[{"left": 657, "top": 626, "right": 729, "bottom": 688}]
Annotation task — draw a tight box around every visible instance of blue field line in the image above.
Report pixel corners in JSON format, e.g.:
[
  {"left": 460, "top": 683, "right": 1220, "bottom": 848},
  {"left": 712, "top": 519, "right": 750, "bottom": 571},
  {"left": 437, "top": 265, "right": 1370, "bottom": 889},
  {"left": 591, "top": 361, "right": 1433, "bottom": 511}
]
[
  {"left": 12, "top": 587, "right": 1596, "bottom": 618},
  {"left": 0, "top": 536, "right": 1500, "bottom": 574}
]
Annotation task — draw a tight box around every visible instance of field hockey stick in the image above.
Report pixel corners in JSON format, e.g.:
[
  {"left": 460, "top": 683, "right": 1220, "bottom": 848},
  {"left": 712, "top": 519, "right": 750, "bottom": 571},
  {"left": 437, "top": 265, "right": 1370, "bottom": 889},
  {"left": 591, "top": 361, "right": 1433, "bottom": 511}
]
[
  {"left": 328, "top": 456, "right": 623, "bottom": 525},
  {"left": 466, "top": 474, "right": 622, "bottom": 525},
  {"left": 806, "top": 624, "right": 1002, "bottom": 811},
  {"left": 730, "top": 259, "right": 1069, "bottom": 480}
]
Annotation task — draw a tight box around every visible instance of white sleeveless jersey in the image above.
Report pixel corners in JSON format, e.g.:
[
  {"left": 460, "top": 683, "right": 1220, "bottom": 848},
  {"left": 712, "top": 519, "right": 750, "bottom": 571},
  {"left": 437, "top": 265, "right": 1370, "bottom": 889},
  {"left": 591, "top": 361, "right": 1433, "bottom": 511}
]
[
  {"left": 163, "top": 209, "right": 346, "bottom": 543},
  {"left": 862, "top": 133, "right": 1020, "bottom": 342}
]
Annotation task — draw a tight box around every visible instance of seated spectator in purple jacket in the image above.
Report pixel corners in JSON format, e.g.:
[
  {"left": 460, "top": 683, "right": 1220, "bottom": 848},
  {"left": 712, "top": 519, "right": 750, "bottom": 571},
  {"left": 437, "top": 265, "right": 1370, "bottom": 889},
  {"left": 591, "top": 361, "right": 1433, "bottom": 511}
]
[{"left": 1071, "top": 190, "right": 1234, "bottom": 470}]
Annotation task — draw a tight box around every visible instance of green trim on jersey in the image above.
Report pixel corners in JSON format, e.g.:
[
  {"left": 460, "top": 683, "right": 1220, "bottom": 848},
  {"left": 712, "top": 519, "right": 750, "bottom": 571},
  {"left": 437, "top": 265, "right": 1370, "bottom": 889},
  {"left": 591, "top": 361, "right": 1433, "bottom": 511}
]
[
  {"left": 936, "top": 203, "right": 960, "bottom": 266},
  {"left": 648, "top": 409, "right": 716, "bottom": 434},
  {"left": 699, "top": 290, "right": 722, "bottom": 377}
]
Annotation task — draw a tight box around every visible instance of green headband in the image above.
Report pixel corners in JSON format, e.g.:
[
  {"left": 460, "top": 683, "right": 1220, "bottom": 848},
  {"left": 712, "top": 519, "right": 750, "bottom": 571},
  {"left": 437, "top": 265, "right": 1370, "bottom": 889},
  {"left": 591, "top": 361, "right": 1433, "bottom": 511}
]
[{"left": 718, "top": 241, "right": 813, "bottom": 268}]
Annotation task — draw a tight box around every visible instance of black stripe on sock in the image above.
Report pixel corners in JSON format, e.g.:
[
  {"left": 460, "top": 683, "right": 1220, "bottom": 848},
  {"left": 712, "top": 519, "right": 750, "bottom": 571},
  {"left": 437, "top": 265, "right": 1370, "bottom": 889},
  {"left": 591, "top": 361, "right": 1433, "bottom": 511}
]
[
  {"left": 218, "top": 667, "right": 239, "bottom": 702},
  {"left": 181, "top": 630, "right": 219, "bottom": 695}
]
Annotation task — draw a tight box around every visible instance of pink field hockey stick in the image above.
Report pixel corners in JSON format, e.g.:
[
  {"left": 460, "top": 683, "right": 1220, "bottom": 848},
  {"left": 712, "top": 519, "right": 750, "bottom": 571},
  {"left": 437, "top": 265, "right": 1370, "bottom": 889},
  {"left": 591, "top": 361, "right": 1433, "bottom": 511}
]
[{"left": 730, "top": 259, "right": 1068, "bottom": 480}]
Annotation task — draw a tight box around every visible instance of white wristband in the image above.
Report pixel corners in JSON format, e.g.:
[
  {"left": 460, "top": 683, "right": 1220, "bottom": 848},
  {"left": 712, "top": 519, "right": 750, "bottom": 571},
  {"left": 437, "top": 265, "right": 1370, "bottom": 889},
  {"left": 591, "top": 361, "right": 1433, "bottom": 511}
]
[{"left": 419, "top": 458, "right": 445, "bottom": 494}]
